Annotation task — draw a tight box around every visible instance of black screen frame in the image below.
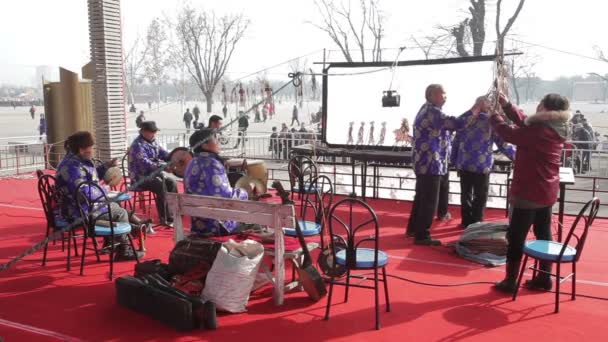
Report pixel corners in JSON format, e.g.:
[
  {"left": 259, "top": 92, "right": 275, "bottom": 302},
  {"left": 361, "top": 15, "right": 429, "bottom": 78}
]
[{"left": 321, "top": 55, "right": 501, "bottom": 151}]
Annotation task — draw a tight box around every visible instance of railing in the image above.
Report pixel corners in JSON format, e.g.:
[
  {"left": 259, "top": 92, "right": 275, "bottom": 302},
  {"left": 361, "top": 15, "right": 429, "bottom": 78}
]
[{"left": 2, "top": 130, "right": 608, "bottom": 217}]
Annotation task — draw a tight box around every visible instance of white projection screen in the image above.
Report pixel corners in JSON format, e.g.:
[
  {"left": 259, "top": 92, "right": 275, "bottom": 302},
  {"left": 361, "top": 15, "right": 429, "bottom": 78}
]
[{"left": 323, "top": 57, "right": 496, "bottom": 149}]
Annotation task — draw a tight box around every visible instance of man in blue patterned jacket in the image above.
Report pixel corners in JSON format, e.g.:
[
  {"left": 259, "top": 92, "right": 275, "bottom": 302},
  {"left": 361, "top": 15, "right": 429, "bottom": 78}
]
[
  {"left": 56, "top": 131, "right": 141, "bottom": 260},
  {"left": 128, "top": 121, "right": 178, "bottom": 226},
  {"left": 451, "top": 96, "right": 516, "bottom": 229},
  {"left": 406, "top": 84, "right": 464, "bottom": 246},
  {"left": 184, "top": 129, "right": 255, "bottom": 236}
]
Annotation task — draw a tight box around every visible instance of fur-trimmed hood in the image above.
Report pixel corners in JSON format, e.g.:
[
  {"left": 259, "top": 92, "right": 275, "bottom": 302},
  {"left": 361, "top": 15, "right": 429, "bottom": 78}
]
[{"left": 524, "top": 110, "right": 571, "bottom": 139}]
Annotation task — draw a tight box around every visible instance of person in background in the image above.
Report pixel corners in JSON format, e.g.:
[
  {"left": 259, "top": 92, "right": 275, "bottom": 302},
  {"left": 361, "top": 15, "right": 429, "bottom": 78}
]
[
  {"left": 291, "top": 105, "right": 300, "bottom": 126},
  {"left": 452, "top": 96, "right": 516, "bottom": 229},
  {"left": 406, "top": 84, "right": 464, "bottom": 246},
  {"left": 269, "top": 127, "right": 280, "bottom": 159},
  {"left": 135, "top": 110, "right": 145, "bottom": 129},
  {"left": 236, "top": 111, "right": 249, "bottom": 148},
  {"left": 491, "top": 93, "right": 570, "bottom": 294},
  {"left": 192, "top": 105, "right": 201, "bottom": 128},
  {"left": 128, "top": 121, "right": 178, "bottom": 226},
  {"left": 222, "top": 105, "right": 228, "bottom": 118},
  {"left": 208, "top": 114, "right": 223, "bottom": 130},
  {"left": 30, "top": 105, "right": 36, "bottom": 120},
  {"left": 38, "top": 113, "right": 46, "bottom": 140},
  {"left": 183, "top": 108, "right": 193, "bottom": 132},
  {"left": 56, "top": 131, "right": 142, "bottom": 260}
]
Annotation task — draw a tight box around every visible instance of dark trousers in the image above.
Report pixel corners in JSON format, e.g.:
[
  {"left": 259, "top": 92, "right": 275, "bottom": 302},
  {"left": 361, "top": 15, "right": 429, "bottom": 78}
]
[
  {"left": 407, "top": 174, "right": 441, "bottom": 240},
  {"left": 506, "top": 206, "right": 552, "bottom": 264},
  {"left": 437, "top": 173, "right": 449, "bottom": 219},
  {"left": 138, "top": 175, "right": 178, "bottom": 221},
  {"left": 459, "top": 170, "right": 490, "bottom": 227},
  {"left": 291, "top": 117, "right": 300, "bottom": 126}
]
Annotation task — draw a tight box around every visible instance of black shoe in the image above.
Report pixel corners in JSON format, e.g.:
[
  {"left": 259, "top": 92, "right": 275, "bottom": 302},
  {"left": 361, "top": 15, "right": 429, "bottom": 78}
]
[
  {"left": 203, "top": 301, "right": 218, "bottom": 330},
  {"left": 115, "top": 246, "right": 145, "bottom": 261},
  {"left": 414, "top": 238, "right": 442, "bottom": 246},
  {"left": 406, "top": 231, "right": 415, "bottom": 238},
  {"left": 524, "top": 277, "right": 553, "bottom": 291},
  {"left": 494, "top": 279, "right": 517, "bottom": 293}
]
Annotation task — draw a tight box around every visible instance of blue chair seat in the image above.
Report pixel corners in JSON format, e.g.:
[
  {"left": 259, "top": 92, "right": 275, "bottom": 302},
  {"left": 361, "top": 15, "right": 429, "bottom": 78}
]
[
  {"left": 524, "top": 240, "right": 577, "bottom": 262},
  {"left": 107, "top": 192, "right": 132, "bottom": 202},
  {"left": 284, "top": 220, "right": 321, "bottom": 237},
  {"left": 336, "top": 248, "right": 388, "bottom": 268},
  {"left": 292, "top": 185, "right": 318, "bottom": 194},
  {"left": 54, "top": 216, "right": 69, "bottom": 228},
  {"left": 94, "top": 222, "right": 132, "bottom": 236}
]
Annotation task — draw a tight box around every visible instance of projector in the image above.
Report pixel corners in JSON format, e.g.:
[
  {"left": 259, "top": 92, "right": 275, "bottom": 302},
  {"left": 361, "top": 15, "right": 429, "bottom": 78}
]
[{"left": 382, "top": 90, "right": 400, "bottom": 107}]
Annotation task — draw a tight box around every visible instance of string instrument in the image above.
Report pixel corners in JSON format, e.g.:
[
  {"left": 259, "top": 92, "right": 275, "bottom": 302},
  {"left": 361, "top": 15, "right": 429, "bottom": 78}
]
[{"left": 272, "top": 180, "right": 326, "bottom": 301}]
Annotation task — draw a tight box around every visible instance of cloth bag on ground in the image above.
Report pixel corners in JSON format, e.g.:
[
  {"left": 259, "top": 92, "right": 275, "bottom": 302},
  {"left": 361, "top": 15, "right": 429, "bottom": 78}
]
[
  {"left": 454, "top": 221, "right": 508, "bottom": 266},
  {"left": 202, "top": 239, "right": 264, "bottom": 313}
]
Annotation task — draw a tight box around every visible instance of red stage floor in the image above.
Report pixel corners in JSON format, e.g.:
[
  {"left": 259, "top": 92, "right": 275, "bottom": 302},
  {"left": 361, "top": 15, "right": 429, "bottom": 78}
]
[{"left": 0, "top": 173, "right": 607, "bottom": 341}]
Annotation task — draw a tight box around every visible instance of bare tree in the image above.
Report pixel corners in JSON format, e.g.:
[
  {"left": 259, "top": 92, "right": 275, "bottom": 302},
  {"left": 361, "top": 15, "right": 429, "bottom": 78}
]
[
  {"left": 593, "top": 45, "right": 608, "bottom": 62},
  {"left": 124, "top": 36, "right": 148, "bottom": 106},
  {"left": 507, "top": 51, "right": 539, "bottom": 104},
  {"left": 495, "top": 0, "right": 526, "bottom": 57},
  {"left": 411, "top": 35, "right": 449, "bottom": 59},
  {"left": 438, "top": 0, "right": 486, "bottom": 57},
  {"left": 310, "top": 0, "right": 384, "bottom": 62},
  {"left": 144, "top": 18, "right": 170, "bottom": 110},
  {"left": 170, "top": 5, "right": 249, "bottom": 113}
]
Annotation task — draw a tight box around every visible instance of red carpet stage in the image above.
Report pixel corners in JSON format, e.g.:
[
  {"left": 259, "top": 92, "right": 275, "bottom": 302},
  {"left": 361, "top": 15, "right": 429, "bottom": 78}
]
[{"left": 0, "top": 174, "right": 607, "bottom": 341}]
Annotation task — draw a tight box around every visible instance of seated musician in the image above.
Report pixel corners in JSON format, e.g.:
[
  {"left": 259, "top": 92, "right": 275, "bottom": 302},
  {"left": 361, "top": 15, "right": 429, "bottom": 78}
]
[
  {"left": 184, "top": 129, "right": 255, "bottom": 237},
  {"left": 56, "top": 131, "right": 142, "bottom": 260},
  {"left": 128, "top": 121, "right": 178, "bottom": 226}
]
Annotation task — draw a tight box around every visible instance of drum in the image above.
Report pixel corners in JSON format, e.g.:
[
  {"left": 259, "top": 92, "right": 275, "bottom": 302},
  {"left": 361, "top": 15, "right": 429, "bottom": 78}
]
[
  {"left": 245, "top": 160, "right": 268, "bottom": 194},
  {"left": 103, "top": 166, "right": 123, "bottom": 187},
  {"left": 234, "top": 176, "right": 265, "bottom": 199},
  {"left": 168, "top": 147, "right": 193, "bottom": 178},
  {"left": 224, "top": 158, "right": 246, "bottom": 171}
]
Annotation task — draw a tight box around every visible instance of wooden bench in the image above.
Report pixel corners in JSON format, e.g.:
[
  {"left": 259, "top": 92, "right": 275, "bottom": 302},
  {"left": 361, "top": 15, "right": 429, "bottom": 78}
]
[{"left": 166, "top": 193, "right": 295, "bottom": 306}]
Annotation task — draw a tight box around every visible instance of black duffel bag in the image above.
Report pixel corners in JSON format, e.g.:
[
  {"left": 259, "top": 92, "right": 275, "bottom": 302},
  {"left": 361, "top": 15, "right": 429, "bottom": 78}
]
[
  {"left": 115, "top": 274, "right": 217, "bottom": 331},
  {"left": 168, "top": 238, "right": 222, "bottom": 275}
]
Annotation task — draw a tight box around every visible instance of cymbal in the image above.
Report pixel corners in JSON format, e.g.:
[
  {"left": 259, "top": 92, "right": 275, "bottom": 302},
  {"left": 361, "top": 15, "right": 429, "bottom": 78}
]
[{"left": 234, "top": 176, "right": 265, "bottom": 198}]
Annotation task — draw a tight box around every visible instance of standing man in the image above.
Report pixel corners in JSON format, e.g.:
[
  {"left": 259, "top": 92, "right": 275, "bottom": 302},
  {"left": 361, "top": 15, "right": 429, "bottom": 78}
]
[
  {"left": 222, "top": 105, "right": 228, "bottom": 118},
  {"left": 135, "top": 110, "right": 145, "bottom": 129},
  {"left": 406, "top": 84, "right": 463, "bottom": 246},
  {"left": 128, "top": 121, "right": 178, "bottom": 226},
  {"left": 30, "top": 105, "right": 36, "bottom": 119},
  {"left": 291, "top": 105, "right": 300, "bottom": 126},
  {"left": 183, "top": 108, "right": 193, "bottom": 132},
  {"left": 38, "top": 113, "right": 46, "bottom": 140},
  {"left": 192, "top": 104, "right": 201, "bottom": 128},
  {"left": 452, "top": 96, "right": 516, "bottom": 229},
  {"left": 491, "top": 93, "right": 570, "bottom": 293},
  {"left": 236, "top": 111, "right": 249, "bottom": 148}
]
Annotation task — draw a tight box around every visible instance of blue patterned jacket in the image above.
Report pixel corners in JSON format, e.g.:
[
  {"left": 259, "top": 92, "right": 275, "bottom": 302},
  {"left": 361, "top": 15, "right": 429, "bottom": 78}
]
[
  {"left": 128, "top": 135, "right": 169, "bottom": 183},
  {"left": 451, "top": 111, "right": 516, "bottom": 174},
  {"left": 184, "top": 151, "right": 248, "bottom": 236},
  {"left": 412, "top": 103, "right": 464, "bottom": 175},
  {"left": 56, "top": 152, "right": 109, "bottom": 219}
]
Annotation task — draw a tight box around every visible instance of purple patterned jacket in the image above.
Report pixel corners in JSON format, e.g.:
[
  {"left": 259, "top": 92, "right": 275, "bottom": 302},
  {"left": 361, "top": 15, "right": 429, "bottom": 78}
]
[
  {"left": 184, "top": 151, "right": 248, "bottom": 236},
  {"left": 451, "top": 111, "right": 516, "bottom": 174},
  {"left": 412, "top": 102, "right": 464, "bottom": 175},
  {"left": 55, "top": 152, "right": 109, "bottom": 219},
  {"left": 128, "top": 135, "right": 169, "bottom": 183}
]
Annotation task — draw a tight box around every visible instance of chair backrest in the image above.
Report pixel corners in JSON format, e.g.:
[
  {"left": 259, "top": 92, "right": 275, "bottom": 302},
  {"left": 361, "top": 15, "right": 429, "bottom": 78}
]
[
  {"left": 327, "top": 197, "right": 380, "bottom": 269},
  {"left": 303, "top": 175, "right": 334, "bottom": 221},
  {"left": 288, "top": 155, "right": 318, "bottom": 191},
  {"left": 120, "top": 150, "right": 130, "bottom": 185},
  {"left": 75, "top": 181, "right": 113, "bottom": 234},
  {"left": 562, "top": 197, "right": 600, "bottom": 262},
  {"left": 37, "top": 174, "right": 58, "bottom": 225}
]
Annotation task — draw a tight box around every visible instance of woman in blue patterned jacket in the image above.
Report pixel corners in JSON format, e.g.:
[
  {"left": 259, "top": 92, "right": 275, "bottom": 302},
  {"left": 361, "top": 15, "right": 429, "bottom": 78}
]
[
  {"left": 56, "top": 131, "right": 141, "bottom": 260},
  {"left": 184, "top": 129, "right": 254, "bottom": 236}
]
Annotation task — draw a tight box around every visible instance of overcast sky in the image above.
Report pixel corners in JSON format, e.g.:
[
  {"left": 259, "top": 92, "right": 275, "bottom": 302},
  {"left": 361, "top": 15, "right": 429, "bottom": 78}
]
[{"left": 0, "top": 0, "right": 607, "bottom": 86}]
